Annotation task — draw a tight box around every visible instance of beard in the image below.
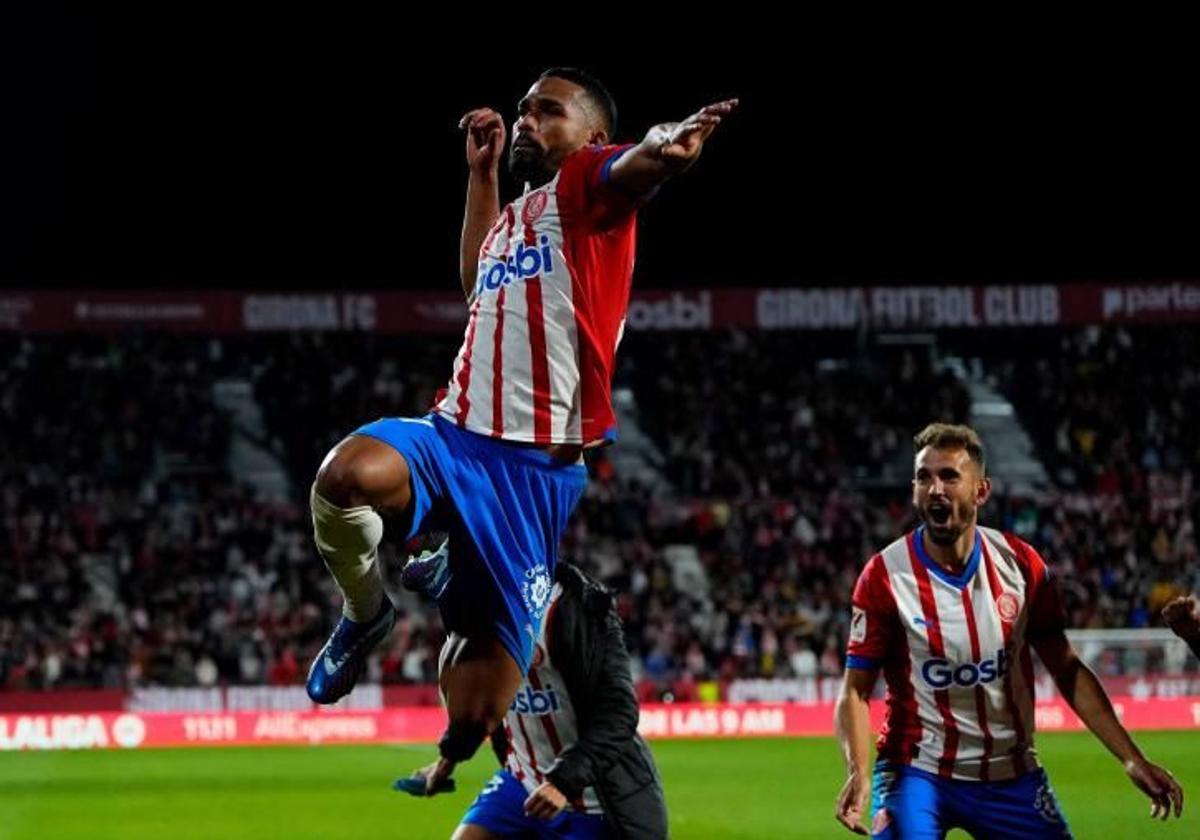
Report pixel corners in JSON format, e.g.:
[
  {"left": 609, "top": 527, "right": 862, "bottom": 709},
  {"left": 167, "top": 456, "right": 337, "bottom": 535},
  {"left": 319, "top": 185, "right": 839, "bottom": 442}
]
[{"left": 509, "top": 143, "right": 551, "bottom": 186}]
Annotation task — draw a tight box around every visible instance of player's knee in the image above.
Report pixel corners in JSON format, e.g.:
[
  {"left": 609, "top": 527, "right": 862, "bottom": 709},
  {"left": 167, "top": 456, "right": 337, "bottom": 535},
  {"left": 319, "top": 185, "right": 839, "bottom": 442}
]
[
  {"left": 315, "top": 446, "right": 369, "bottom": 507},
  {"left": 438, "top": 716, "right": 490, "bottom": 764},
  {"left": 315, "top": 439, "right": 406, "bottom": 510}
]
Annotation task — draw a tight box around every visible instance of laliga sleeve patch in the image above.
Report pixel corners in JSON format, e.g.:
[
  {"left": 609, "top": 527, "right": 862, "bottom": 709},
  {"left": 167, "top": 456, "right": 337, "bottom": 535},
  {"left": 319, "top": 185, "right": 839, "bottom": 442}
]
[{"left": 851, "top": 606, "right": 868, "bottom": 643}]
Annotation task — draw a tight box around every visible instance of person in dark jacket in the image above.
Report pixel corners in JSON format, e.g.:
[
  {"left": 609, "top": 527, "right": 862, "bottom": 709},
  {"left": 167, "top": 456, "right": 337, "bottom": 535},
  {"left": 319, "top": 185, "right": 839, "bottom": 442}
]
[{"left": 445, "top": 560, "right": 668, "bottom": 839}]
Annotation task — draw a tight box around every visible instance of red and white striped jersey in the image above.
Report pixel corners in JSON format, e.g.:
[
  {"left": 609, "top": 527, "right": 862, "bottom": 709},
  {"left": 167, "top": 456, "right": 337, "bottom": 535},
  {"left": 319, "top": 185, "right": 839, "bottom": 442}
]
[
  {"left": 435, "top": 143, "right": 639, "bottom": 446},
  {"left": 846, "top": 525, "right": 1067, "bottom": 782},
  {"left": 502, "top": 584, "right": 603, "bottom": 813}
]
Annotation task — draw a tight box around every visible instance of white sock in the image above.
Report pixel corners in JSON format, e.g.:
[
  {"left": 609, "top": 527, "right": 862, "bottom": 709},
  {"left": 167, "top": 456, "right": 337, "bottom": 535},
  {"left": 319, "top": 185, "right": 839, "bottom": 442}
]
[{"left": 310, "top": 484, "right": 385, "bottom": 622}]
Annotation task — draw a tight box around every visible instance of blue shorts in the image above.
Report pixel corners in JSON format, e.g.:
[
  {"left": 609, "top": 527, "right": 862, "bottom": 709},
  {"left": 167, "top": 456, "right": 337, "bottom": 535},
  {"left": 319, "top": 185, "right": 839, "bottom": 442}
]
[
  {"left": 353, "top": 414, "right": 587, "bottom": 674},
  {"left": 871, "top": 761, "right": 1073, "bottom": 839},
  {"left": 462, "top": 770, "right": 607, "bottom": 840}
]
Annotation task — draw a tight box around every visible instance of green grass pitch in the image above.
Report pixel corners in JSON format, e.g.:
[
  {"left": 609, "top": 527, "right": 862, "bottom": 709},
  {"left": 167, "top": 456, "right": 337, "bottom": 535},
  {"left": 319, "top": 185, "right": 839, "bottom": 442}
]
[{"left": 1, "top": 732, "right": 1197, "bottom": 838}]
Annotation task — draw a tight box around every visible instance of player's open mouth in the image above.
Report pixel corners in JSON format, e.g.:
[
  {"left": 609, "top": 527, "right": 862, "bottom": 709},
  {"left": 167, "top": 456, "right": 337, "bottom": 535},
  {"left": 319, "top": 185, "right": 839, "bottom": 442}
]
[{"left": 928, "top": 504, "right": 951, "bottom": 525}]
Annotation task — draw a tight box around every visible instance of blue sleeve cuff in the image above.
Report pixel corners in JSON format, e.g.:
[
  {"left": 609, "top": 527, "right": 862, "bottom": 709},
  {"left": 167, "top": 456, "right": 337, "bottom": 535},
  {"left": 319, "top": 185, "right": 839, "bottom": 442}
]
[
  {"left": 598, "top": 145, "right": 635, "bottom": 184},
  {"left": 846, "top": 655, "right": 880, "bottom": 670}
]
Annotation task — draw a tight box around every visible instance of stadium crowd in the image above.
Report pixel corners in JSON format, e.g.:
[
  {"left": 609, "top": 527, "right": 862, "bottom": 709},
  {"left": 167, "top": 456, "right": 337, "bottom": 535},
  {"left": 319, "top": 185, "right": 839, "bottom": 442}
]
[{"left": 2, "top": 326, "right": 1196, "bottom": 695}]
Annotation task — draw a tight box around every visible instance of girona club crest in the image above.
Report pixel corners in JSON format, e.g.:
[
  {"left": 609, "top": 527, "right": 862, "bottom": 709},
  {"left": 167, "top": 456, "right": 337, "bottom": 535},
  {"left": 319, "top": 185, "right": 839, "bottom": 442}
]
[
  {"left": 997, "top": 592, "right": 1021, "bottom": 622},
  {"left": 522, "top": 190, "right": 548, "bottom": 226}
]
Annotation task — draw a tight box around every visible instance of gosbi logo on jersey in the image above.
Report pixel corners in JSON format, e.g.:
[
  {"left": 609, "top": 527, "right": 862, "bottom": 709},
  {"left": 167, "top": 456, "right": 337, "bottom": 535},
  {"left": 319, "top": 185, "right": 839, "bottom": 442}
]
[
  {"left": 475, "top": 236, "right": 556, "bottom": 296},
  {"left": 921, "top": 647, "right": 1010, "bottom": 689},
  {"left": 510, "top": 683, "right": 561, "bottom": 716}
]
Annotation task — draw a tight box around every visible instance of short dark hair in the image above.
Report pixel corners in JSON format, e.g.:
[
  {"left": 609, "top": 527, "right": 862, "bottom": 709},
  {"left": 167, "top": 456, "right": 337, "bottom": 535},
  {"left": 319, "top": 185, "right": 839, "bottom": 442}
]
[
  {"left": 913, "top": 422, "right": 986, "bottom": 473},
  {"left": 539, "top": 67, "right": 618, "bottom": 137}
]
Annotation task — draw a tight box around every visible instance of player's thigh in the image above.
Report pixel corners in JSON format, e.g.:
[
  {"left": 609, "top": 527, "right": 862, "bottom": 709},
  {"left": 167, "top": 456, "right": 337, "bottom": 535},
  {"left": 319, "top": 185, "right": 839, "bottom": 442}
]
[
  {"left": 440, "top": 633, "right": 524, "bottom": 723},
  {"left": 459, "top": 770, "right": 536, "bottom": 839},
  {"left": 872, "top": 765, "right": 945, "bottom": 839},
  {"left": 965, "top": 771, "right": 1073, "bottom": 840}
]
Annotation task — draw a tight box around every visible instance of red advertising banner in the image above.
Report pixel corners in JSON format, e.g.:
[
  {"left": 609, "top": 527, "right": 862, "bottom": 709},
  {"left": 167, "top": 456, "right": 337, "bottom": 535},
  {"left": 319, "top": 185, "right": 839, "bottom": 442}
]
[
  {"left": 2, "top": 283, "right": 1200, "bottom": 334},
  {"left": 0, "top": 708, "right": 444, "bottom": 751},
  {"left": 2, "top": 698, "right": 1195, "bottom": 751},
  {"left": 6, "top": 676, "right": 1200, "bottom": 716}
]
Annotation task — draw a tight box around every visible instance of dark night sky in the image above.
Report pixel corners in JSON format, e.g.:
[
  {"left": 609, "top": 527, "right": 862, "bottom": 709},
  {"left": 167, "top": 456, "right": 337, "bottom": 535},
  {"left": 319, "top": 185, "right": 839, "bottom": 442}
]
[{"left": 7, "top": 11, "right": 1198, "bottom": 290}]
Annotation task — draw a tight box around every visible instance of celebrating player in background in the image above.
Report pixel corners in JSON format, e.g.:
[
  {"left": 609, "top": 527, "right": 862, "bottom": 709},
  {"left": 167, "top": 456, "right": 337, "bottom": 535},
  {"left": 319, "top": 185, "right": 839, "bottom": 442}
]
[{"left": 834, "top": 423, "right": 1183, "bottom": 837}]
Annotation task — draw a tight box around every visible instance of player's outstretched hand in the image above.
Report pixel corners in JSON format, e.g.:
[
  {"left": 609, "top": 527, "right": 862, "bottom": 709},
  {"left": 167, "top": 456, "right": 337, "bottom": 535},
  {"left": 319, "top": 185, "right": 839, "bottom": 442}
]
[
  {"left": 657, "top": 99, "right": 738, "bottom": 168},
  {"left": 835, "top": 770, "right": 870, "bottom": 835},
  {"left": 1124, "top": 757, "right": 1183, "bottom": 821}
]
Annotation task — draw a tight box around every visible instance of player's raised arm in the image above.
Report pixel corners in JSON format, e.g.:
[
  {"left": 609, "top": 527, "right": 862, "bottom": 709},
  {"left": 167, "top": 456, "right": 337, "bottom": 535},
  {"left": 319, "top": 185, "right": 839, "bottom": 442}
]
[
  {"left": 607, "top": 99, "right": 738, "bottom": 201},
  {"left": 458, "top": 107, "right": 505, "bottom": 301}
]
